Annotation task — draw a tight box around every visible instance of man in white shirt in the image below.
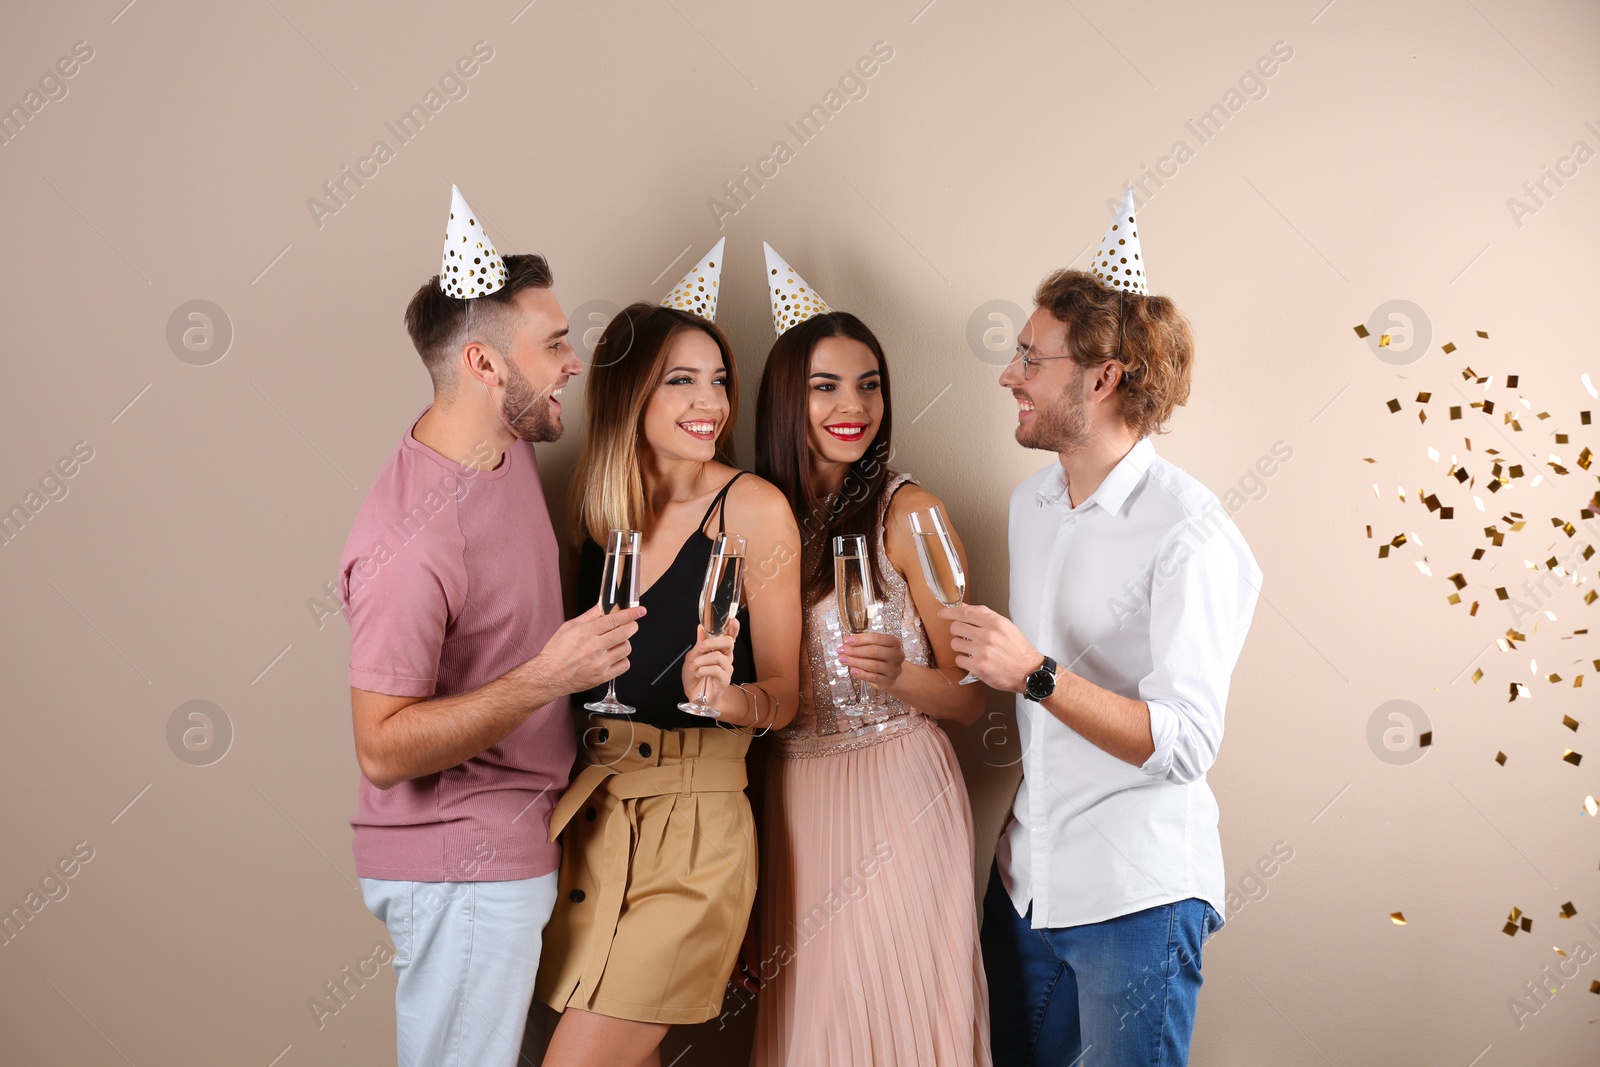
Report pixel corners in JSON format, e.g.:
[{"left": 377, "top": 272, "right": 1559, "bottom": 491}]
[{"left": 943, "top": 263, "right": 1260, "bottom": 1067}]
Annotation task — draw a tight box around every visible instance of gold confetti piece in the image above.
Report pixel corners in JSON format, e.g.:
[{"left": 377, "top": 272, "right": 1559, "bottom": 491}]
[
  {"left": 1448, "top": 593, "right": 1462, "bottom": 605},
  {"left": 1505, "top": 921, "right": 1520, "bottom": 936},
  {"left": 1450, "top": 405, "right": 1462, "bottom": 419},
  {"left": 1443, "top": 342, "right": 1457, "bottom": 354},
  {"left": 1591, "top": 980, "right": 1600, "bottom": 994},
  {"left": 1587, "top": 590, "right": 1598, "bottom": 605},
  {"left": 1362, "top": 457, "right": 1376, "bottom": 464},
  {"left": 1390, "top": 912, "right": 1407, "bottom": 925},
  {"left": 1353, "top": 324, "right": 1370, "bottom": 338},
  {"left": 1556, "top": 946, "right": 1569, "bottom": 956},
  {"left": 1496, "top": 587, "right": 1510, "bottom": 600},
  {"left": 1477, "top": 330, "right": 1489, "bottom": 338},
  {"left": 1387, "top": 398, "right": 1402, "bottom": 413},
  {"left": 1564, "top": 716, "right": 1580, "bottom": 731},
  {"left": 1586, "top": 795, "right": 1597, "bottom": 816},
  {"left": 1511, "top": 907, "right": 1525, "bottom": 922},
  {"left": 1416, "top": 391, "right": 1431, "bottom": 402},
  {"left": 1418, "top": 731, "right": 1432, "bottom": 747},
  {"left": 1474, "top": 669, "right": 1485, "bottom": 684},
  {"left": 1509, "top": 682, "right": 1531, "bottom": 700},
  {"left": 1379, "top": 332, "right": 1393, "bottom": 348},
  {"left": 1523, "top": 916, "right": 1534, "bottom": 932},
  {"left": 1494, "top": 750, "right": 1506, "bottom": 764},
  {"left": 1550, "top": 674, "right": 1564, "bottom": 683},
  {"left": 1564, "top": 749, "right": 1583, "bottom": 766},
  {"left": 1415, "top": 561, "right": 1432, "bottom": 577},
  {"left": 1582, "top": 411, "right": 1592, "bottom": 425},
  {"left": 1562, "top": 902, "right": 1578, "bottom": 918},
  {"left": 1557, "top": 433, "right": 1569, "bottom": 444},
  {"left": 1507, "top": 375, "right": 1520, "bottom": 388}
]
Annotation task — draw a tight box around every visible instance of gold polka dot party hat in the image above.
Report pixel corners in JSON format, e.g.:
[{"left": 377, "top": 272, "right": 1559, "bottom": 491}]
[
  {"left": 659, "top": 238, "right": 724, "bottom": 322},
  {"left": 762, "top": 242, "right": 833, "bottom": 336},
  {"left": 1090, "top": 188, "right": 1147, "bottom": 295},
  {"left": 439, "top": 184, "right": 507, "bottom": 299}
]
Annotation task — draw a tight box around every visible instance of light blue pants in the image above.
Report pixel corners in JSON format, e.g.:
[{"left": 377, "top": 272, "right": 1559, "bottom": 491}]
[{"left": 361, "top": 873, "right": 559, "bottom": 1067}]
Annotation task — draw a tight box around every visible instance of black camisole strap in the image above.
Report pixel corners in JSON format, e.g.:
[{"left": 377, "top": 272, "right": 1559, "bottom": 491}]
[{"left": 698, "top": 471, "right": 748, "bottom": 537}]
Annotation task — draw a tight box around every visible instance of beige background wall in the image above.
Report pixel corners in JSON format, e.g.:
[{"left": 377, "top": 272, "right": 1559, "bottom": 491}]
[{"left": 3, "top": 0, "right": 1598, "bottom": 1063}]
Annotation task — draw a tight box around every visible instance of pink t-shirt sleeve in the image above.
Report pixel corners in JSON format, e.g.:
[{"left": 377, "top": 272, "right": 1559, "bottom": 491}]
[{"left": 341, "top": 510, "right": 465, "bottom": 699}]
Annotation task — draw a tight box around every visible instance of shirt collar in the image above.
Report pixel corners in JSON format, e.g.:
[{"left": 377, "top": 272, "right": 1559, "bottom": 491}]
[{"left": 1036, "top": 437, "right": 1156, "bottom": 516}]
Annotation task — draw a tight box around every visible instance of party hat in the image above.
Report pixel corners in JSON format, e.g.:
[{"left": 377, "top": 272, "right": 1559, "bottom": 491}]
[
  {"left": 763, "top": 242, "right": 833, "bottom": 336},
  {"left": 439, "top": 185, "right": 507, "bottom": 299},
  {"left": 659, "top": 238, "right": 724, "bottom": 322},
  {"left": 1089, "top": 188, "right": 1147, "bottom": 295}
]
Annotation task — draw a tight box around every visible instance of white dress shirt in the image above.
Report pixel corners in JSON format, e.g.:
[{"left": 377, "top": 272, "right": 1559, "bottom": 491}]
[{"left": 996, "top": 437, "right": 1261, "bottom": 929}]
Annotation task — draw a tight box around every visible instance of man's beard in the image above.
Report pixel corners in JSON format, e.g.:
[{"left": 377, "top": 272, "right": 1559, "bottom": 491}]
[
  {"left": 1016, "top": 367, "right": 1093, "bottom": 454},
  {"left": 501, "top": 360, "right": 561, "bottom": 443}
]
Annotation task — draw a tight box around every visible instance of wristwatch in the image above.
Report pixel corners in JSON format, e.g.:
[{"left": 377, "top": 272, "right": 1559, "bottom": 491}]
[{"left": 1023, "top": 656, "right": 1057, "bottom": 703}]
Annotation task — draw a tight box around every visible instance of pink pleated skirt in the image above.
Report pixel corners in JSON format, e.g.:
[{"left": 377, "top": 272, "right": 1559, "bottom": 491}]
[{"left": 751, "top": 714, "right": 992, "bottom": 1066}]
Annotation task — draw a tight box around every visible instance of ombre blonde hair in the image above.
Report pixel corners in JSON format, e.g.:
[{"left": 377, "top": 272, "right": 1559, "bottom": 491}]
[{"left": 570, "top": 303, "right": 739, "bottom": 545}]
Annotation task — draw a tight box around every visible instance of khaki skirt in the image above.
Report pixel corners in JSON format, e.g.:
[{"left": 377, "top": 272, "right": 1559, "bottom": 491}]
[{"left": 535, "top": 718, "right": 756, "bottom": 1025}]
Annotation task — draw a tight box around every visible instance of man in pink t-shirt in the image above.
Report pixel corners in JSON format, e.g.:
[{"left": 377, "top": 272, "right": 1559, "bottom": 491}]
[{"left": 339, "top": 252, "right": 645, "bottom": 1067}]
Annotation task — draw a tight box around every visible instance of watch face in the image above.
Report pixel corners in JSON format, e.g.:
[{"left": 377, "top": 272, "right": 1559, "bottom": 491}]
[{"left": 1026, "top": 668, "right": 1053, "bottom": 701}]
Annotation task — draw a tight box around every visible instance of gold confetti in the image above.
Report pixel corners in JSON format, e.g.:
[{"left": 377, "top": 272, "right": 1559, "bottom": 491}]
[
  {"left": 1495, "top": 750, "right": 1506, "bottom": 764},
  {"left": 1442, "top": 342, "right": 1457, "bottom": 354},
  {"left": 1561, "top": 902, "right": 1578, "bottom": 918},
  {"left": 1591, "top": 980, "right": 1600, "bottom": 994},
  {"left": 1379, "top": 332, "right": 1393, "bottom": 347},
  {"left": 1563, "top": 749, "right": 1583, "bottom": 766},
  {"left": 1586, "top": 795, "right": 1598, "bottom": 816},
  {"left": 1390, "top": 912, "right": 1407, "bottom": 925},
  {"left": 1353, "top": 324, "right": 1370, "bottom": 338},
  {"left": 1523, "top": 916, "right": 1534, "bottom": 932},
  {"left": 1387, "top": 398, "right": 1401, "bottom": 413},
  {"left": 1474, "top": 669, "right": 1485, "bottom": 684},
  {"left": 1564, "top": 716, "right": 1580, "bottom": 732},
  {"left": 1477, "top": 330, "right": 1489, "bottom": 338}
]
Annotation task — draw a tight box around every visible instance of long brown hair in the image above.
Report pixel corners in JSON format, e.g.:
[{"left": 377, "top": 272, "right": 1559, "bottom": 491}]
[
  {"left": 1033, "top": 269, "right": 1193, "bottom": 437},
  {"left": 570, "top": 303, "right": 739, "bottom": 545},
  {"left": 756, "top": 311, "right": 894, "bottom": 609}
]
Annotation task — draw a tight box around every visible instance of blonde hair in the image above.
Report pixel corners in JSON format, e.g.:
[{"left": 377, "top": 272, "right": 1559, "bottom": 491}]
[{"left": 570, "top": 303, "right": 739, "bottom": 545}]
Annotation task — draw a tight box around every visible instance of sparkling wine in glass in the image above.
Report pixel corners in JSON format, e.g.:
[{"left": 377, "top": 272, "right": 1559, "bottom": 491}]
[
  {"left": 680, "top": 534, "right": 746, "bottom": 718},
  {"left": 833, "top": 534, "right": 883, "bottom": 713},
  {"left": 584, "top": 529, "right": 641, "bottom": 715},
  {"left": 910, "top": 506, "right": 979, "bottom": 685}
]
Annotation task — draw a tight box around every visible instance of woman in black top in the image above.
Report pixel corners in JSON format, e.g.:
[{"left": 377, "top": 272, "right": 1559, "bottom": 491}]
[
  {"left": 572, "top": 471, "right": 758, "bottom": 730},
  {"left": 536, "top": 300, "right": 801, "bottom": 1066}
]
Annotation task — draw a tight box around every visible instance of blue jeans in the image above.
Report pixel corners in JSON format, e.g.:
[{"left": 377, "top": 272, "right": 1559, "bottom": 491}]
[
  {"left": 981, "top": 861, "right": 1219, "bottom": 1067},
  {"left": 361, "top": 874, "right": 559, "bottom": 1067}
]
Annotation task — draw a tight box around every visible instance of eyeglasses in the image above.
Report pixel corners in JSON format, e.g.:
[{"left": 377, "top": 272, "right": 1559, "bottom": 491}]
[
  {"left": 1009, "top": 346, "right": 1074, "bottom": 380},
  {"left": 1009, "top": 292, "right": 1131, "bottom": 381}
]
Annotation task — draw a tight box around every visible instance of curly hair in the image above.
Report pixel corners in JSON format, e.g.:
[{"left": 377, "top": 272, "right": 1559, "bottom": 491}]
[{"left": 1033, "top": 269, "right": 1194, "bottom": 438}]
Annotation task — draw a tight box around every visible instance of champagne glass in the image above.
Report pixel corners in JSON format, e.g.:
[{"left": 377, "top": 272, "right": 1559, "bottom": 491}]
[
  {"left": 583, "top": 529, "right": 641, "bottom": 714},
  {"left": 680, "top": 533, "right": 746, "bottom": 718},
  {"left": 833, "top": 534, "right": 884, "bottom": 713},
  {"left": 909, "top": 506, "right": 979, "bottom": 685}
]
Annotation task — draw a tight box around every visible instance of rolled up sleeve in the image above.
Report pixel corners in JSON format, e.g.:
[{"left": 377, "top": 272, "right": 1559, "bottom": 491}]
[{"left": 1137, "top": 519, "right": 1261, "bottom": 784}]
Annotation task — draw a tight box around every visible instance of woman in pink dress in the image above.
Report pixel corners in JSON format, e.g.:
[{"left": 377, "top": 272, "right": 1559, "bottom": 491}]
[{"left": 750, "top": 305, "right": 992, "bottom": 1066}]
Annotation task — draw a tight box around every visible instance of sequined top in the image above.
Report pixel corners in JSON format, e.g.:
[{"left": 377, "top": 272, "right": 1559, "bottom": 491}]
[{"left": 777, "top": 472, "right": 935, "bottom": 757}]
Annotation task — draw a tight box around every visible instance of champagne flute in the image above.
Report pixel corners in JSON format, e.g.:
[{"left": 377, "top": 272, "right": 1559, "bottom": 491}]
[
  {"left": 679, "top": 533, "right": 746, "bottom": 718},
  {"left": 909, "top": 506, "right": 979, "bottom": 685},
  {"left": 833, "top": 534, "right": 883, "bottom": 713},
  {"left": 583, "top": 529, "right": 641, "bottom": 715}
]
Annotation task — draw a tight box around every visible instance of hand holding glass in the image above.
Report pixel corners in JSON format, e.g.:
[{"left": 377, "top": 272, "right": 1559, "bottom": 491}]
[
  {"left": 833, "top": 534, "right": 885, "bottom": 712},
  {"left": 909, "top": 506, "right": 979, "bottom": 685},
  {"left": 583, "top": 529, "right": 641, "bottom": 715},
  {"left": 679, "top": 533, "right": 746, "bottom": 718}
]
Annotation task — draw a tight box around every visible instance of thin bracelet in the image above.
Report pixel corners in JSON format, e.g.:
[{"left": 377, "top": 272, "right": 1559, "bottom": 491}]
[{"left": 740, "top": 683, "right": 772, "bottom": 737}]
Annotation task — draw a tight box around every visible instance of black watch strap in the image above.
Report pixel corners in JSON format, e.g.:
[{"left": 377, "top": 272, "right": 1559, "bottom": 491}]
[{"left": 1024, "top": 655, "right": 1057, "bottom": 703}]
